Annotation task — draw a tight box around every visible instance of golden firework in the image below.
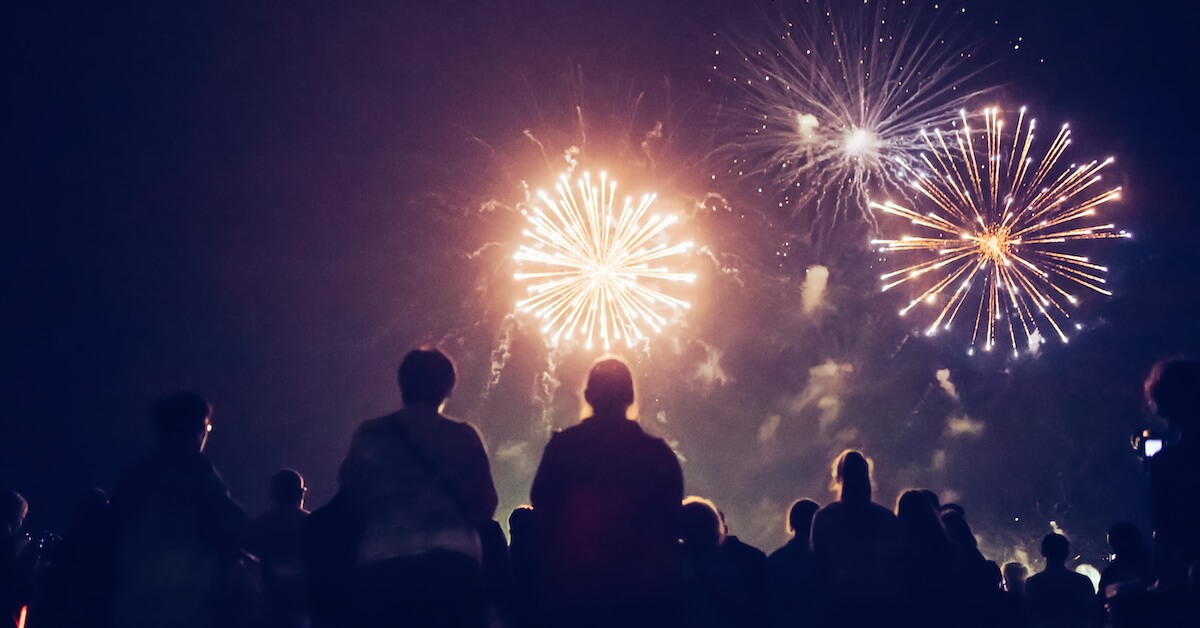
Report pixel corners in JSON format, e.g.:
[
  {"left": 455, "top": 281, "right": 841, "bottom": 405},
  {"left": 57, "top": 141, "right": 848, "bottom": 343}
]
[
  {"left": 872, "top": 107, "right": 1128, "bottom": 355},
  {"left": 514, "top": 171, "right": 695, "bottom": 351}
]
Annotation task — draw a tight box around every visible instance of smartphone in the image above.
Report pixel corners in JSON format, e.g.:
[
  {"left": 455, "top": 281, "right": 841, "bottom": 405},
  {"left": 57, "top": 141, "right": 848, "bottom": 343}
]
[{"left": 1145, "top": 438, "right": 1164, "bottom": 458}]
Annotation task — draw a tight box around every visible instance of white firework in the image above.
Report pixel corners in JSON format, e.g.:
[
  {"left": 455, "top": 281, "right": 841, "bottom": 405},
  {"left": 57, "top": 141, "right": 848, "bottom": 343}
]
[{"left": 717, "top": 0, "right": 995, "bottom": 225}]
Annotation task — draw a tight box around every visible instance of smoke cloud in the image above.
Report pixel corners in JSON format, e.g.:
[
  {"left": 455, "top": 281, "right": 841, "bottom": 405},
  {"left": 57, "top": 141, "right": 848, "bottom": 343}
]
[
  {"left": 800, "top": 265, "right": 829, "bottom": 315},
  {"left": 935, "top": 368, "right": 960, "bottom": 402}
]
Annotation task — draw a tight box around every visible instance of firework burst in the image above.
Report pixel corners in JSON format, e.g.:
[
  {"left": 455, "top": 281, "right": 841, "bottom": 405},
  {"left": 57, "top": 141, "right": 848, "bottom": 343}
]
[
  {"left": 717, "top": 0, "right": 992, "bottom": 225},
  {"left": 872, "top": 107, "right": 1129, "bottom": 356},
  {"left": 513, "top": 171, "right": 696, "bottom": 351}
]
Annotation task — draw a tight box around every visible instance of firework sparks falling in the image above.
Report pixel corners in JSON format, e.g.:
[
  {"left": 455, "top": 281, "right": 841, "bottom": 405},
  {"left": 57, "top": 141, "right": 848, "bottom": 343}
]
[
  {"left": 717, "top": 0, "right": 993, "bottom": 224},
  {"left": 513, "top": 171, "right": 696, "bottom": 351},
  {"left": 872, "top": 107, "right": 1129, "bottom": 356}
]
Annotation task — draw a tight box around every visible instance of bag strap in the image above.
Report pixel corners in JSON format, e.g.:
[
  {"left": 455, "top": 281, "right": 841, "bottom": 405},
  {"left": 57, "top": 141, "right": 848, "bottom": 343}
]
[{"left": 389, "top": 416, "right": 476, "bottom": 525}]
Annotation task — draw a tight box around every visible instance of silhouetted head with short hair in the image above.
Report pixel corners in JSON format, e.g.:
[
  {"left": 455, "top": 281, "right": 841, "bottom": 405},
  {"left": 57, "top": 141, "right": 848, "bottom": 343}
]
[
  {"left": 941, "top": 511, "right": 978, "bottom": 551},
  {"left": 896, "top": 490, "right": 945, "bottom": 541},
  {"left": 1040, "top": 532, "right": 1070, "bottom": 567},
  {"left": 787, "top": 499, "right": 819, "bottom": 539},
  {"left": 831, "top": 450, "right": 872, "bottom": 503},
  {"left": 509, "top": 505, "right": 534, "bottom": 537},
  {"left": 150, "top": 391, "right": 212, "bottom": 452},
  {"left": 269, "top": 468, "right": 306, "bottom": 509},
  {"left": 680, "top": 496, "right": 723, "bottom": 551},
  {"left": 1106, "top": 522, "right": 1146, "bottom": 559},
  {"left": 1145, "top": 358, "right": 1200, "bottom": 429},
  {"left": 398, "top": 347, "right": 457, "bottom": 408},
  {"left": 1003, "top": 562, "right": 1028, "bottom": 594},
  {"left": 917, "top": 489, "right": 941, "bottom": 511},
  {"left": 583, "top": 356, "right": 636, "bottom": 419},
  {"left": 4, "top": 490, "right": 28, "bottom": 537}
]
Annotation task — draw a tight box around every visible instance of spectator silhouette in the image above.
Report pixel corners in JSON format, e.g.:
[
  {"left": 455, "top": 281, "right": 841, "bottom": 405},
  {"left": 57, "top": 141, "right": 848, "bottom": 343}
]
[
  {"left": 246, "top": 469, "right": 309, "bottom": 628},
  {"left": 3, "top": 491, "right": 30, "bottom": 628},
  {"left": 767, "top": 499, "right": 819, "bottom": 627},
  {"left": 1000, "top": 562, "right": 1029, "bottom": 628},
  {"left": 36, "top": 488, "right": 113, "bottom": 628},
  {"left": 506, "top": 506, "right": 538, "bottom": 627},
  {"left": 1025, "top": 533, "right": 1096, "bottom": 628},
  {"left": 1098, "top": 522, "right": 1152, "bottom": 628},
  {"left": 529, "top": 356, "right": 684, "bottom": 627},
  {"left": 679, "top": 497, "right": 758, "bottom": 628},
  {"left": 108, "top": 391, "right": 254, "bottom": 628},
  {"left": 894, "top": 489, "right": 956, "bottom": 626},
  {"left": 1143, "top": 358, "right": 1200, "bottom": 616},
  {"left": 337, "top": 347, "right": 499, "bottom": 628},
  {"left": 941, "top": 510, "right": 1003, "bottom": 624},
  {"left": 716, "top": 509, "right": 768, "bottom": 626},
  {"left": 809, "top": 450, "right": 900, "bottom": 626}
]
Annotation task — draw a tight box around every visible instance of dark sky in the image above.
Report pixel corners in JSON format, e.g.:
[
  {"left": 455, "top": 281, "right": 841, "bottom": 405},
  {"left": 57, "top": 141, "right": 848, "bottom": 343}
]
[{"left": 6, "top": 0, "right": 1199, "bottom": 561}]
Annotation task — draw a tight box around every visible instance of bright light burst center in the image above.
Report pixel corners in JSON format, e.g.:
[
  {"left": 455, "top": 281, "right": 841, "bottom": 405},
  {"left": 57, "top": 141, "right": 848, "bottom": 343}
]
[
  {"left": 843, "top": 127, "right": 881, "bottom": 158},
  {"left": 871, "top": 107, "right": 1129, "bottom": 356},
  {"left": 513, "top": 171, "right": 696, "bottom": 351}
]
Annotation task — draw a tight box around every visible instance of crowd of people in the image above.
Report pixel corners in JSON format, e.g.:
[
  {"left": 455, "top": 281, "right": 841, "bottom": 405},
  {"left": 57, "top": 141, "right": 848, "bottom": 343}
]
[{"left": 3, "top": 349, "right": 1198, "bottom": 627}]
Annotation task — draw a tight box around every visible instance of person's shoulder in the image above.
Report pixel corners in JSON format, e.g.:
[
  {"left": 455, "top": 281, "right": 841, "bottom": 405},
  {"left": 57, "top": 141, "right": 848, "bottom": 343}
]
[
  {"left": 352, "top": 412, "right": 401, "bottom": 438},
  {"left": 1025, "top": 570, "right": 1048, "bottom": 587},
  {"left": 1070, "top": 571, "right": 1095, "bottom": 588},
  {"left": 436, "top": 413, "right": 487, "bottom": 443},
  {"left": 869, "top": 502, "right": 898, "bottom": 521}
]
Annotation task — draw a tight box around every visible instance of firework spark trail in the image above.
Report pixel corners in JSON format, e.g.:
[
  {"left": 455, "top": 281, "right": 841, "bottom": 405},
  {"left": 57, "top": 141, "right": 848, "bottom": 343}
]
[
  {"left": 872, "top": 107, "right": 1129, "bottom": 356},
  {"left": 717, "top": 0, "right": 994, "bottom": 225},
  {"left": 513, "top": 171, "right": 696, "bottom": 351}
]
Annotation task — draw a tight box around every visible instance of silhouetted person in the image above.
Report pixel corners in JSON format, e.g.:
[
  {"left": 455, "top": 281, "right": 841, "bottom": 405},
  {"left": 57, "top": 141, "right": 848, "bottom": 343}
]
[
  {"left": 1143, "top": 358, "right": 1200, "bottom": 619},
  {"left": 337, "top": 348, "right": 498, "bottom": 628},
  {"left": 809, "top": 450, "right": 900, "bottom": 626},
  {"left": 1099, "top": 522, "right": 1152, "bottom": 628},
  {"left": 767, "top": 499, "right": 819, "bottom": 627},
  {"left": 894, "top": 489, "right": 957, "bottom": 627},
  {"left": 941, "top": 509, "right": 1005, "bottom": 625},
  {"left": 36, "top": 488, "right": 113, "bottom": 628},
  {"left": 2, "top": 491, "right": 29, "bottom": 628},
  {"left": 529, "top": 357, "right": 684, "bottom": 627},
  {"left": 507, "top": 506, "right": 538, "bottom": 627},
  {"left": 109, "top": 391, "right": 253, "bottom": 628},
  {"left": 1025, "top": 533, "right": 1096, "bottom": 628},
  {"left": 679, "top": 497, "right": 757, "bottom": 628},
  {"left": 717, "top": 510, "right": 768, "bottom": 626},
  {"left": 1001, "top": 561, "right": 1030, "bottom": 627},
  {"left": 246, "top": 469, "right": 310, "bottom": 628}
]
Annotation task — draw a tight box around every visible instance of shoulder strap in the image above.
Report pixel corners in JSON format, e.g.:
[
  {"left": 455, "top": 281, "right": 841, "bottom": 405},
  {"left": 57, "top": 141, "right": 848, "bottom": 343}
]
[{"left": 389, "top": 417, "right": 476, "bottom": 524}]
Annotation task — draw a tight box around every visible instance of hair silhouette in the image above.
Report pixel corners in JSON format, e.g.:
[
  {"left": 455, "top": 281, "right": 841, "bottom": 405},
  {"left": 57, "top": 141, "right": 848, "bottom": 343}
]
[
  {"left": 397, "top": 347, "right": 457, "bottom": 406},
  {"left": 832, "top": 450, "right": 872, "bottom": 503},
  {"left": 583, "top": 356, "right": 637, "bottom": 418}
]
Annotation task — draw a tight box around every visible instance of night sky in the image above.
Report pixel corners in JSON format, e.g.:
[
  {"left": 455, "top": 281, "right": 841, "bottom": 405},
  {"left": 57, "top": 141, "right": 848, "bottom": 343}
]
[{"left": 7, "top": 0, "right": 1199, "bottom": 567}]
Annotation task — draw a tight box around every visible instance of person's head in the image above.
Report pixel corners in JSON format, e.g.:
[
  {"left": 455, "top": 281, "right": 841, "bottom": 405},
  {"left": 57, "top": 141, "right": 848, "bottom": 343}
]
[
  {"left": 1107, "top": 522, "right": 1146, "bottom": 558},
  {"left": 896, "top": 490, "right": 944, "bottom": 536},
  {"left": 917, "top": 489, "right": 941, "bottom": 511},
  {"left": 787, "top": 499, "right": 820, "bottom": 539},
  {"left": 941, "top": 511, "right": 978, "bottom": 551},
  {"left": 150, "top": 391, "right": 212, "bottom": 452},
  {"left": 680, "top": 496, "right": 724, "bottom": 550},
  {"left": 508, "top": 505, "right": 534, "bottom": 541},
  {"left": 1144, "top": 358, "right": 1200, "bottom": 428},
  {"left": 398, "top": 348, "right": 457, "bottom": 408},
  {"left": 1002, "top": 562, "right": 1028, "bottom": 594},
  {"left": 268, "top": 469, "right": 306, "bottom": 509},
  {"left": 1040, "top": 532, "right": 1070, "bottom": 566},
  {"left": 831, "top": 449, "right": 872, "bottom": 503},
  {"left": 583, "top": 356, "right": 636, "bottom": 419},
  {"left": 4, "top": 490, "right": 28, "bottom": 537}
]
